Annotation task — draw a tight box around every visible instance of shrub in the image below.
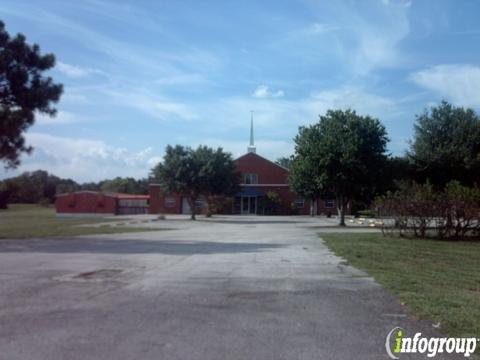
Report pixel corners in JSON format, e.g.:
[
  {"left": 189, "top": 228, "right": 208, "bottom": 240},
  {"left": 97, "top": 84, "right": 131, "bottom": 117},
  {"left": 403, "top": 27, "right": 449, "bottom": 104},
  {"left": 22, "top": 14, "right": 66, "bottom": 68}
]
[
  {"left": 375, "top": 181, "right": 480, "bottom": 240},
  {"left": 264, "top": 191, "right": 282, "bottom": 215},
  {"left": 444, "top": 181, "right": 480, "bottom": 239}
]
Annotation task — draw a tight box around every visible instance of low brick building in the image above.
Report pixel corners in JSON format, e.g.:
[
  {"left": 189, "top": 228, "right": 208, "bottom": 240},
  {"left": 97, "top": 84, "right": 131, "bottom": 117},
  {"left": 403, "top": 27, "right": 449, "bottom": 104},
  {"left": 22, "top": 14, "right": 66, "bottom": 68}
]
[{"left": 55, "top": 191, "right": 149, "bottom": 216}]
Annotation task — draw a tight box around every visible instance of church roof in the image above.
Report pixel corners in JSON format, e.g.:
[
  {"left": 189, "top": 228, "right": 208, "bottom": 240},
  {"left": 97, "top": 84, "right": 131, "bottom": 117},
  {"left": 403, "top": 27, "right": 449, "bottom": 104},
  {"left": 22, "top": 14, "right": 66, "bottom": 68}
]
[{"left": 235, "top": 152, "right": 289, "bottom": 172}]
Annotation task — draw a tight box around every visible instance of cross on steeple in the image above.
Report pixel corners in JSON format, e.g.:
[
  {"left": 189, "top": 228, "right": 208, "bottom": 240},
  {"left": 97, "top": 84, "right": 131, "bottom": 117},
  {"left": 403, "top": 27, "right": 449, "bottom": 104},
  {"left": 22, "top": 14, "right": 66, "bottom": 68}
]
[{"left": 248, "top": 111, "right": 256, "bottom": 154}]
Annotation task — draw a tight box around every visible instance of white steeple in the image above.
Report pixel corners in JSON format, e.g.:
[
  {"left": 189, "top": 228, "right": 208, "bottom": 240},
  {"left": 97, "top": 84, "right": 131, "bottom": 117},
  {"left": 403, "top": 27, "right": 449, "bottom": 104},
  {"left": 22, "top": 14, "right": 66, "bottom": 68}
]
[{"left": 247, "top": 111, "right": 256, "bottom": 153}]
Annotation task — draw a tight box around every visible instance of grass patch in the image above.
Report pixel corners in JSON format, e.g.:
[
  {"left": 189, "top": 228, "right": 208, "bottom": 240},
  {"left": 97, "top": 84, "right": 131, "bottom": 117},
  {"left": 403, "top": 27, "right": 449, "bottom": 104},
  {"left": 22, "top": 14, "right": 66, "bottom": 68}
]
[
  {"left": 321, "top": 232, "right": 480, "bottom": 339},
  {"left": 0, "top": 204, "right": 157, "bottom": 239}
]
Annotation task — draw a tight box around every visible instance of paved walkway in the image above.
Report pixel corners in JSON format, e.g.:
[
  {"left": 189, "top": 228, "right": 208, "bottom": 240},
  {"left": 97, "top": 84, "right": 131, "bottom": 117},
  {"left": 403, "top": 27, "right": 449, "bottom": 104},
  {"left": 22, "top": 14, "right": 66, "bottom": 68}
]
[{"left": 0, "top": 216, "right": 446, "bottom": 359}]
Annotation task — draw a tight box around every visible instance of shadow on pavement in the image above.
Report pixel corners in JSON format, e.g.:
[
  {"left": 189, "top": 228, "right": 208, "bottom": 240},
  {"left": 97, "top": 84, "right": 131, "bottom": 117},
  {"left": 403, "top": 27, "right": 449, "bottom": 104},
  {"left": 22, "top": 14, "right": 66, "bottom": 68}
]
[{"left": 0, "top": 238, "right": 285, "bottom": 255}]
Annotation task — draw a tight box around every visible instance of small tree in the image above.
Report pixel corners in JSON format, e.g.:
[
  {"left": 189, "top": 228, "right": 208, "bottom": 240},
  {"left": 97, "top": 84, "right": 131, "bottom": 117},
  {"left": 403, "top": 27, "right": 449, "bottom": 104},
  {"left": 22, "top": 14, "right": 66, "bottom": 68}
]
[
  {"left": 290, "top": 109, "right": 389, "bottom": 225},
  {"left": 150, "top": 145, "right": 240, "bottom": 220},
  {"left": 0, "top": 21, "right": 63, "bottom": 168}
]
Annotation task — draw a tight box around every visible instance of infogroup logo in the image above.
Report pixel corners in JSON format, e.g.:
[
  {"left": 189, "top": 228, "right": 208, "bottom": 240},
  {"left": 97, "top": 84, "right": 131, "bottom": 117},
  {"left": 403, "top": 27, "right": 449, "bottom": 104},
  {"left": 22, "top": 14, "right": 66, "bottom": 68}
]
[{"left": 385, "top": 327, "right": 478, "bottom": 358}]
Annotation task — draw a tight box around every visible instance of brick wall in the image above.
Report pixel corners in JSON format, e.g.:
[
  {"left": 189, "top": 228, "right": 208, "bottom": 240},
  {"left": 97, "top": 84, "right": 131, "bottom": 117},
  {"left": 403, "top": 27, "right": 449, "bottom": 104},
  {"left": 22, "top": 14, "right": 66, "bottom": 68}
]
[
  {"left": 235, "top": 153, "right": 289, "bottom": 184},
  {"left": 149, "top": 185, "right": 183, "bottom": 214},
  {"left": 55, "top": 192, "right": 117, "bottom": 215}
]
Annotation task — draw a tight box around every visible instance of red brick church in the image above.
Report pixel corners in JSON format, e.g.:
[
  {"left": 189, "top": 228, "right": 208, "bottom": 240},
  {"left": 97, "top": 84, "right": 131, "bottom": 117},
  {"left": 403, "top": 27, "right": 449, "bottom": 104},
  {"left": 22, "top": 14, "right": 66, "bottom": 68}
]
[{"left": 149, "top": 116, "right": 340, "bottom": 216}]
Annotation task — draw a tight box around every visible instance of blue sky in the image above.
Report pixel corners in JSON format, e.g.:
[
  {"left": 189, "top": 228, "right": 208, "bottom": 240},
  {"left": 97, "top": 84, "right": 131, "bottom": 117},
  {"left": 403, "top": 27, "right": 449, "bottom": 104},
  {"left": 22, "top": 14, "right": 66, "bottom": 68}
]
[{"left": 1, "top": 0, "right": 480, "bottom": 182}]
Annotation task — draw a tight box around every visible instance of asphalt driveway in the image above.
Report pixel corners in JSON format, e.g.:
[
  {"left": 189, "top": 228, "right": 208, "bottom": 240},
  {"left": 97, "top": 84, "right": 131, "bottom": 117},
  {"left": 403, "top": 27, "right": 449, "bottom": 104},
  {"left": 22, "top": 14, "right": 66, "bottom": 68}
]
[{"left": 0, "top": 216, "right": 447, "bottom": 359}]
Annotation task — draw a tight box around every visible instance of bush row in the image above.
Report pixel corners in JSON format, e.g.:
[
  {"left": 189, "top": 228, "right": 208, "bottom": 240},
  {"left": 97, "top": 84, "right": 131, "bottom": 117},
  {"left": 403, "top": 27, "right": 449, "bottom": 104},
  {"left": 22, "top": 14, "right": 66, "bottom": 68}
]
[{"left": 375, "top": 181, "right": 480, "bottom": 240}]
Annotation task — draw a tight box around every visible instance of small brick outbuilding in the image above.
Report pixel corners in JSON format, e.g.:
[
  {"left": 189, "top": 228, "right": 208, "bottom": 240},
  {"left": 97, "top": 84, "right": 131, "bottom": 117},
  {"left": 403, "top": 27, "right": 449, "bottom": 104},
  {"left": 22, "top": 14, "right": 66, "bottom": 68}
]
[{"left": 55, "top": 191, "right": 149, "bottom": 216}]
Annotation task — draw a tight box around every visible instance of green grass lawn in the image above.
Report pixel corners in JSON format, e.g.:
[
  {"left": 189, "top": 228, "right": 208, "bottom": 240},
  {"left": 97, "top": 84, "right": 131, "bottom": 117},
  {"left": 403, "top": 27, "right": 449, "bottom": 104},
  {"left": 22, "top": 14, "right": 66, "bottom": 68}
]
[
  {"left": 321, "top": 232, "right": 480, "bottom": 339},
  {"left": 0, "top": 204, "right": 156, "bottom": 238}
]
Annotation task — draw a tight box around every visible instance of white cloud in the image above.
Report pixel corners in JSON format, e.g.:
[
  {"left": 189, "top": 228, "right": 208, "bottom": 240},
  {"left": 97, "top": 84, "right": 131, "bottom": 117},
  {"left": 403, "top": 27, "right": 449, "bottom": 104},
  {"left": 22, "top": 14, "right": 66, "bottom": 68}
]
[
  {"left": 308, "top": 86, "right": 397, "bottom": 116},
  {"left": 253, "top": 85, "right": 285, "bottom": 98},
  {"left": 410, "top": 64, "right": 480, "bottom": 108},
  {"left": 0, "top": 133, "right": 161, "bottom": 182},
  {"left": 381, "top": 0, "right": 412, "bottom": 7},
  {"left": 101, "top": 87, "right": 198, "bottom": 122},
  {"left": 249, "top": 86, "right": 395, "bottom": 126},
  {"left": 0, "top": 7, "right": 221, "bottom": 82},
  {"left": 35, "top": 110, "right": 81, "bottom": 125},
  {"left": 154, "top": 73, "right": 207, "bottom": 86},
  {"left": 54, "top": 13, "right": 221, "bottom": 79},
  {"left": 57, "top": 62, "right": 103, "bottom": 78},
  {"left": 284, "top": 2, "right": 411, "bottom": 75},
  {"left": 61, "top": 92, "right": 90, "bottom": 105},
  {"left": 352, "top": 17, "right": 409, "bottom": 74},
  {"left": 288, "top": 22, "right": 340, "bottom": 38},
  {"left": 309, "top": 22, "right": 339, "bottom": 34}
]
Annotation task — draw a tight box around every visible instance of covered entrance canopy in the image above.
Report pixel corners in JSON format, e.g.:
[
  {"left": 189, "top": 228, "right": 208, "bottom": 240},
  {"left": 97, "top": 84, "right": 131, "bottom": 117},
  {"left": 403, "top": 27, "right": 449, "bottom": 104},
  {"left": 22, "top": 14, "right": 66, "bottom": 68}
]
[{"left": 234, "top": 187, "right": 265, "bottom": 215}]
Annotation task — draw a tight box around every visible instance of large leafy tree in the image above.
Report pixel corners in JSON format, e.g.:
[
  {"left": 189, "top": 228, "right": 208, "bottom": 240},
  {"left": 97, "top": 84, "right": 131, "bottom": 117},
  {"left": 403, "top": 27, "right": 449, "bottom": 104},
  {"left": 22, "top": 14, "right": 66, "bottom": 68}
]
[
  {"left": 150, "top": 145, "right": 240, "bottom": 220},
  {"left": 409, "top": 101, "right": 480, "bottom": 187},
  {"left": 290, "top": 109, "right": 389, "bottom": 225},
  {"left": 0, "top": 21, "right": 63, "bottom": 168}
]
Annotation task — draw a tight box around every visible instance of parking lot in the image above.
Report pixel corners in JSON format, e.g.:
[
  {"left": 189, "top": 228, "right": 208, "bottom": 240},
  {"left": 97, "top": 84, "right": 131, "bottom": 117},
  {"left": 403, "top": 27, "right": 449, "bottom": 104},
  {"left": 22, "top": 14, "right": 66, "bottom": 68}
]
[{"left": 0, "top": 216, "right": 444, "bottom": 359}]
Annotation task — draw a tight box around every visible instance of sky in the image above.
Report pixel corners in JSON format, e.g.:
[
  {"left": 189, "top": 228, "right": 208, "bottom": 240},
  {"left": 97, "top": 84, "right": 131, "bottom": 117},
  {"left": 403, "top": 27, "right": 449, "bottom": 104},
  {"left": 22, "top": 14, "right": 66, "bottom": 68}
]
[{"left": 1, "top": 0, "right": 480, "bottom": 182}]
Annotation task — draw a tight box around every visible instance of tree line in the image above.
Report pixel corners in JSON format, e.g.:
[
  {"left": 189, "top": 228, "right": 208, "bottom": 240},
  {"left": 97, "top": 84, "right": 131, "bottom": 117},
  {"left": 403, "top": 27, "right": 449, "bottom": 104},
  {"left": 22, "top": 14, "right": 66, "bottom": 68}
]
[
  {"left": 0, "top": 171, "right": 149, "bottom": 209},
  {"left": 288, "top": 101, "right": 480, "bottom": 233}
]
